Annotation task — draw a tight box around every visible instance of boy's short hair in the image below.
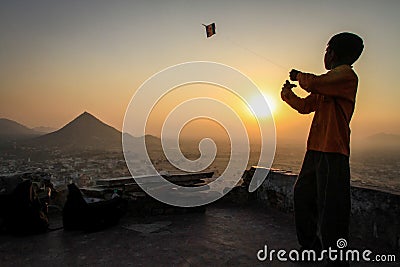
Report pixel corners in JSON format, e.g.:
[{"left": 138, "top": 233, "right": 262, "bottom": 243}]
[{"left": 328, "top": 32, "right": 364, "bottom": 65}]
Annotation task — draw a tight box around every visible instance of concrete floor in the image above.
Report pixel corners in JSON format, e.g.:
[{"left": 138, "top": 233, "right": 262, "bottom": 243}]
[{"left": 0, "top": 203, "right": 398, "bottom": 266}]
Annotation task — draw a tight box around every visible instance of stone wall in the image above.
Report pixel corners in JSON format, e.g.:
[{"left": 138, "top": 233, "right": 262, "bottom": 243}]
[{"left": 248, "top": 167, "right": 400, "bottom": 250}]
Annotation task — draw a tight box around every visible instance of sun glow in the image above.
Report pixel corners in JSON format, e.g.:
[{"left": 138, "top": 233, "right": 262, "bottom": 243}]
[{"left": 246, "top": 92, "right": 276, "bottom": 119}]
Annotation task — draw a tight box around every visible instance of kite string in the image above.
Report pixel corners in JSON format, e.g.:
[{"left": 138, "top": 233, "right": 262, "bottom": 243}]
[{"left": 224, "top": 36, "right": 289, "bottom": 73}]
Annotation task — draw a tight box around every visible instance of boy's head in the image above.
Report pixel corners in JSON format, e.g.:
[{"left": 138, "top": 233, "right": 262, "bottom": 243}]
[{"left": 324, "top": 32, "right": 364, "bottom": 70}]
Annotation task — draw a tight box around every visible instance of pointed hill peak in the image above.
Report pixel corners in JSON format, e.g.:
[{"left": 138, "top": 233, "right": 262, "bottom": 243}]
[
  {"left": 72, "top": 111, "right": 100, "bottom": 122},
  {"left": 31, "top": 112, "right": 122, "bottom": 151},
  {"left": 60, "top": 111, "right": 113, "bottom": 131},
  {"left": 77, "top": 111, "right": 96, "bottom": 119}
]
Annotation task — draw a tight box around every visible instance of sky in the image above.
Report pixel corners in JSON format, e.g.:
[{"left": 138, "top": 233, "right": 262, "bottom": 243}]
[{"left": 1, "top": 0, "right": 400, "bottom": 144}]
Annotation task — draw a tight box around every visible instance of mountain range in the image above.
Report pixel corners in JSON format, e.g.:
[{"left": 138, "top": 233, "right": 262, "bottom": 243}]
[
  {"left": 0, "top": 112, "right": 159, "bottom": 151},
  {"left": 0, "top": 118, "right": 41, "bottom": 139},
  {"left": 366, "top": 132, "right": 400, "bottom": 143},
  {"left": 361, "top": 132, "right": 400, "bottom": 149},
  {"left": 1, "top": 112, "right": 399, "bottom": 151},
  {"left": 31, "top": 112, "right": 124, "bottom": 150}
]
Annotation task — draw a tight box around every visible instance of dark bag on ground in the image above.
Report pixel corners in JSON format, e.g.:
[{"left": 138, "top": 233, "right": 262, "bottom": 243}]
[
  {"left": 63, "top": 183, "right": 125, "bottom": 232},
  {"left": 1, "top": 179, "right": 49, "bottom": 235}
]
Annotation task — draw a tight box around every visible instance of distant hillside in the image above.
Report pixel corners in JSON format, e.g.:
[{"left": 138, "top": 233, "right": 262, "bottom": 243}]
[
  {"left": 353, "top": 132, "right": 400, "bottom": 152},
  {"left": 32, "top": 126, "right": 57, "bottom": 134},
  {"left": 24, "top": 112, "right": 161, "bottom": 152},
  {"left": 366, "top": 133, "right": 400, "bottom": 144},
  {"left": 0, "top": 112, "right": 163, "bottom": 154},
  {"left": 0, "top": 118, "right": 39, "bottom": 136},
  {"left": 0, "top": 118, "right": 41, "bottom": 142},
  {"left": 29, "top": 112, "right": 123, "bottom": 150}
]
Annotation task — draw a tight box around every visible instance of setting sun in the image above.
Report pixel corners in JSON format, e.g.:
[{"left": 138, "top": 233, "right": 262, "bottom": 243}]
[{"left": 246, "top": 92, "right": 277, "bottom": 119}]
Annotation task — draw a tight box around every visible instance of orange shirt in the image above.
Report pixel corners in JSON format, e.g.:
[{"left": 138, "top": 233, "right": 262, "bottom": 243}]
[{"left": 282, "top": 65, "right": 358, "bottom": 156}]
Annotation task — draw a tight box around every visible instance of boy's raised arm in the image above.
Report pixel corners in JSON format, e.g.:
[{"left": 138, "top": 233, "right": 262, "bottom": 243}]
[
  {"left": 293, "top": 67, "right": 358, "bottom": 100},
  {"left": 281, "top": 81, "right": 318, "bottom": 114}
]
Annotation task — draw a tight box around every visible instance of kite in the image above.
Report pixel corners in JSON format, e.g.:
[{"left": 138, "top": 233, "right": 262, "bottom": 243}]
[
  {"left": 202, "top": 23, "right": 216, "bottom": 38},
  {"left": 200, "top": 23, "right": 287, "bottom": 71}
]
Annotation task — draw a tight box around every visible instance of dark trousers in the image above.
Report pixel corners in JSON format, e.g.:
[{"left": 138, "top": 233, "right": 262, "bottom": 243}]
[{"left": 294, "top": 150, "right": 351, "bottom": 252}]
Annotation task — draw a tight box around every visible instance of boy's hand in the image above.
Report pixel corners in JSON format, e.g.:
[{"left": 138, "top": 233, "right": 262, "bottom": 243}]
[
  {"left": 290, "top": 69, "right": 300, "bottom": 81},
  {"left": 281, "top": 80, "right": 296, "bottom": 99}
]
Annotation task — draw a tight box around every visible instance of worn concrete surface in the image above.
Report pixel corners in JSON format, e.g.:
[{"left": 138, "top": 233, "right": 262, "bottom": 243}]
[{"left": 0, "top": 203, "right": 398, "bottom": 266}]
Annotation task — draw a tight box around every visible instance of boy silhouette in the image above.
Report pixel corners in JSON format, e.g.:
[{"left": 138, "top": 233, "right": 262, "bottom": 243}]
[{"left": 281, "top": 32, "right": 364, "bottom": 266}]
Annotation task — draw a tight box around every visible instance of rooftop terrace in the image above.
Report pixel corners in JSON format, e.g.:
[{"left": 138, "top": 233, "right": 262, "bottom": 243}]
[
  {"left": 1, "top": 168, "right": 399, "bottom": 266},
  {"left": 0, "top": 202, "right": 398, "bottom": 266}
]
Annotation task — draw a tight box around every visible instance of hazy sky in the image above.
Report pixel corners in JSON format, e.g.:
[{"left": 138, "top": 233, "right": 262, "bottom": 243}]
[{"left": 1, "top": 0, "right": 399, "bottom": 143}]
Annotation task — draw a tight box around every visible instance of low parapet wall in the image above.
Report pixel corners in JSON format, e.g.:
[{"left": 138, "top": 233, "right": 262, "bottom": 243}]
[{"left": 245, "top": 167, "right": 400, "bottom": 250}]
